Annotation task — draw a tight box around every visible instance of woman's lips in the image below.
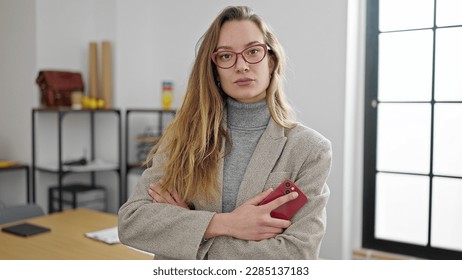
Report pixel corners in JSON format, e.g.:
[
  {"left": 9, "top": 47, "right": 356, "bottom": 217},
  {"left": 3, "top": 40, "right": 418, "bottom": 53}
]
[{"left": 234, "top": 78, "right": 255, "bottom": 86}]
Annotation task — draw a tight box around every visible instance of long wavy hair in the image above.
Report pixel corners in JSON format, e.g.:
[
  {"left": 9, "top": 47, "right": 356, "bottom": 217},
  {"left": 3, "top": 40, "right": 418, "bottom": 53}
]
[{"left": 146, "top": 6, "right": 296, "bottom": 203}]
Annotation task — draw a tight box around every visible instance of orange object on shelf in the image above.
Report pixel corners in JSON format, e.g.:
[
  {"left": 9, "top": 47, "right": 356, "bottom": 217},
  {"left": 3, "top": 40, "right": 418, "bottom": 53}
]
[{"left": 0, "top": 160, "right": 20, "bottom": 168}]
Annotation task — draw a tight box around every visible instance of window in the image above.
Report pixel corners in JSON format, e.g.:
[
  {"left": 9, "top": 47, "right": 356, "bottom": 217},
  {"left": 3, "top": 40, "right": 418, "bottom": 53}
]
[{"left": 363, "top": 0, "right": 462, "bottom": 259}]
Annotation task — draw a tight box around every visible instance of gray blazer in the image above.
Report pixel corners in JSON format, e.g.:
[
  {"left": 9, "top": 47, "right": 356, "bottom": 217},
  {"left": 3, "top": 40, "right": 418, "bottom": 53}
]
[{"left": 118, "top": 118, "right": 332, "bottom": 259}]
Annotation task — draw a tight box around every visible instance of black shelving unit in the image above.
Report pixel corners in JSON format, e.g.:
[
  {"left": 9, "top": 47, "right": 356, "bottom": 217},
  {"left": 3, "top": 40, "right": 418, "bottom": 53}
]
[
  {"left": 124, "top": 109, "right": 175, "bottom": 201},
  {"left": 31, "top": 108, "right": 122, "bottom": 212}
]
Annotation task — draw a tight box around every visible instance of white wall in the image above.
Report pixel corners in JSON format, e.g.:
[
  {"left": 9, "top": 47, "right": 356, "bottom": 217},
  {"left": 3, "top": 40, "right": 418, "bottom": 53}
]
[
  {"left": 36, "top": 0, "right": 115, "bottom": 75},
  {"left": 0, "top": 0, "right": 36, "bottom": 204},
  {"left": 0, "top": 0, "right": 355, "bottom": 260},
  {"left": 0, "top": 0, "right": 36, "bottom": 162}
]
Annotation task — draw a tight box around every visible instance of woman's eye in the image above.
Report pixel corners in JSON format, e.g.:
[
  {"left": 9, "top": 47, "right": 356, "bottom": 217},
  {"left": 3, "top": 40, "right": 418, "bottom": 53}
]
[
  {"left": 247, "top": 48, "right": 259, "bottom": 56},
  {"left": 219, "top": 53, "right": 233, "bottom": 61}
]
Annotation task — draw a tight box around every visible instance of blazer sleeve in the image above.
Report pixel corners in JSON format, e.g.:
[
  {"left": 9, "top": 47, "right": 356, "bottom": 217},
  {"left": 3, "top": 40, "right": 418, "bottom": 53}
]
[
  {"left": 117, "top": 154, "right": 216, "bottom": 260},
  {"left": 205, "top": 138, "right": 332, "bottom": 259}
]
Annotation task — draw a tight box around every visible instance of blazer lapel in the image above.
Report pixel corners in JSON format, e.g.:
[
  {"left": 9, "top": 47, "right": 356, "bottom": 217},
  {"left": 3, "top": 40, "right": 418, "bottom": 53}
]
[{"left": 235, "top": 119, "right": 287, "bottom": 206}]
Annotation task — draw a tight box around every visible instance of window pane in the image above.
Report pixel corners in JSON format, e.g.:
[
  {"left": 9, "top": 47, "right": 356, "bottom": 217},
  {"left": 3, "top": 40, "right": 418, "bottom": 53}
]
[
  {"left": 378, "top": 30, "right": 433, "bottom": 102},
  {"left": 431, "top": 177, "right": 462, "bottom": 251},
  {"left": 379, "top": 0, "right": 434, "bottom": 32},
  {"left": 433, "top": 104, "right": 462, "bottom": 176},
  {"left": 435, "top": 27, "right": 462, "bottom": 101},
  {"left": 376, "top": 103, "right": 431, "bottom": 174},
  {"left": 436, "top": 0, "right": 462, "bottom": 27},
  {"left": 375, "top": 173, "right": 429, "bottom": 245}
]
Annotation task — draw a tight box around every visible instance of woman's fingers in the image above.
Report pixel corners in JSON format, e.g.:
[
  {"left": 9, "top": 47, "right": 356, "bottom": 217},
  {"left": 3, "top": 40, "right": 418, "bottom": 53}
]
[
  {"left": 263, "top": 191, "right": 299, "bottom": 212},
  {"left": 170, "top": 191, "right": 189, "bottom": 208},
  {"left": 245, "top": 188, "right": 273, "bottom": 205},
  {"left": 148, "top": 188, "right": 165, "bottom": 202},
  {"left": 148, "top": 181, "right": 189, "bottom": 209},
  {"left": 148, "top": 182, "right": 175, "bottom": 204}
]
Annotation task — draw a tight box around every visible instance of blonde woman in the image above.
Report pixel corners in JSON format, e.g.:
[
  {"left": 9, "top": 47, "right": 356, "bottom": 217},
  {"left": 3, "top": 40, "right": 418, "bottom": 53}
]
[{"left": 118, "top": 6, "right": 331, "bottom": 260}]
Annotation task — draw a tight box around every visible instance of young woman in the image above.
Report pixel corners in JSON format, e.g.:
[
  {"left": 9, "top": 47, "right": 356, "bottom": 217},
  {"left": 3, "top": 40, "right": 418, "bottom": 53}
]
[{"left": 118, "top": 6, "right": 331, "bottom": 260}]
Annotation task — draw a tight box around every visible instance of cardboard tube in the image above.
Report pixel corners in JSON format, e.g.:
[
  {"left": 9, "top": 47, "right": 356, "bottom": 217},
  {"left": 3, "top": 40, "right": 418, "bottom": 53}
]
[
  {"left": 89, "top": 42, "right": 98, "bottom": 99},
  {"left": 71, "top": 91, "right": 83, "bottom": 110},
  {"left": 101, "top": 41, "right": 112, "bottom": 108}
]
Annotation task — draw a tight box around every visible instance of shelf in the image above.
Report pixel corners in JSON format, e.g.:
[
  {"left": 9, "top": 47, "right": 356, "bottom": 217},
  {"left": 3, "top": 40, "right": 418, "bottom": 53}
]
[
  {"left": 37, "top": 160, "right": 119, "bottom": 173},
  {"left": 33, "top": 108, "right": 120, "bottom": 113},
  {"left": 0, "top": 161, "right": 24, "bottom": 169},
  {"left": 48, "top": 184, "right": 107, "bottom": 213},
  {"left": 32, "top": 108, "right": 122, "bottom": 212},
  {"left": 136, "top": 135, "right": 160, "bottom": 143},
  {"left": 126, "top": 108, "right": 176, "bottom": 114},
  {"left": 127, "top": 162, "right": 148, "bottom": 169},
  {"left": 125, "top": 108, "right": 176, "bottom": 199}
]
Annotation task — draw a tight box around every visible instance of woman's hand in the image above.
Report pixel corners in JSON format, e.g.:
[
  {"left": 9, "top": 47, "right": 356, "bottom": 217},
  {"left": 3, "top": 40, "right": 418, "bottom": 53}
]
[
  {"left": 148, "top": 180, "right": 189, "bottom": 209},
  {"left": 205, "top": 188, "right": 297, "bottom": 241}
]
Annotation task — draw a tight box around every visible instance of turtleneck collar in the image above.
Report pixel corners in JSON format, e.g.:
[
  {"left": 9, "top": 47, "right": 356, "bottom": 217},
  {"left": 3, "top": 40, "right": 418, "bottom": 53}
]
[{"left": 226, "top": 97, "right": 270, "bottom": 129}]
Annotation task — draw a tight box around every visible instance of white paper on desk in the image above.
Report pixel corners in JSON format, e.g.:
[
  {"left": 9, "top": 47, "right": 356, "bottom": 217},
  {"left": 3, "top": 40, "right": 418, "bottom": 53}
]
[{"left": 85, "top": 226, "right": 120, "bottom": 245}]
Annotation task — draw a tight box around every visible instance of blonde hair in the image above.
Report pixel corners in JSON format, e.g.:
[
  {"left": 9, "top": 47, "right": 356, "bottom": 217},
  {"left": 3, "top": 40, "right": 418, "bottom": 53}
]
[{"left": 146, "top": 6, "right": 295, "bottom": 203}]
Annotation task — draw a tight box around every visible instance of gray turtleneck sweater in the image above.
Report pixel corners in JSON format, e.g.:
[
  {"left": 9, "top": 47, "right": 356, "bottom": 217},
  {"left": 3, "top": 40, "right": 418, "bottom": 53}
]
[{"left": 222, "top": 98, "right": 270, "bottom": 213}]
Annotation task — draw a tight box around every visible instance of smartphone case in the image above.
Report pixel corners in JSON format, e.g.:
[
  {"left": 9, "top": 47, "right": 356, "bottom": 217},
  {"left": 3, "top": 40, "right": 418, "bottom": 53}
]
[{"left": 258, "top": 179, "right": 308, "bottom": 220}]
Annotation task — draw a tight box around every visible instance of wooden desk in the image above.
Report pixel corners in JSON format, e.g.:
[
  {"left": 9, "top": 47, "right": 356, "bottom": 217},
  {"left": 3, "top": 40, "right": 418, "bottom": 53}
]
[{"left": 0, "top": 208, "right": 152, "bottom": 260}]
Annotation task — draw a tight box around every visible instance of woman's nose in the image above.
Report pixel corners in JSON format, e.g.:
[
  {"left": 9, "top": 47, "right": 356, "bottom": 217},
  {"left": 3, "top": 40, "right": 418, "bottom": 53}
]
[{"left": 235, "top": 54, "right": 249, "bottom": 72}]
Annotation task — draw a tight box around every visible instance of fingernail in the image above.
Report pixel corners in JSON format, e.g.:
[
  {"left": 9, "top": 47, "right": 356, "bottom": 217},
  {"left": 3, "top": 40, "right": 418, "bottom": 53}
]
[{"left": 292, "top": 192, "right": 299, "bottom": 198}]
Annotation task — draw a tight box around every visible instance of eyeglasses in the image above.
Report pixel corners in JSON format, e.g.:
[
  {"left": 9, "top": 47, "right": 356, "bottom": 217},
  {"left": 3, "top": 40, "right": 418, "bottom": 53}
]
[{"left": 211, "top": 44, "right": 269, "bottom": 69}]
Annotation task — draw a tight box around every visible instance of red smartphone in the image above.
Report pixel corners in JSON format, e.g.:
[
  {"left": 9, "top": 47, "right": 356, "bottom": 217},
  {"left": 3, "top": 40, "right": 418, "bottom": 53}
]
[{"left": 258, "top": 179, "right": 308, "bottom": 220}]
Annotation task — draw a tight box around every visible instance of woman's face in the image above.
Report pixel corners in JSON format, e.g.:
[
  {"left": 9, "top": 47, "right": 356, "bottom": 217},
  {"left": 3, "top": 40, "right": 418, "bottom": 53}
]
[{"left": 214, "top": 20, "right": 274, "bottom": 103}]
